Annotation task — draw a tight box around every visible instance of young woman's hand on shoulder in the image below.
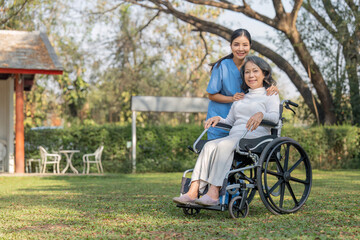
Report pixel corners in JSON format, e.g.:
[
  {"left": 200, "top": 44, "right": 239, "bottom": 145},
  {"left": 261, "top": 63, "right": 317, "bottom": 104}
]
[
  {"left": 232, "top": 92, "right": 245, "bottom": 102},
  {"left": 266, "top": 85, "right": 279, "bottom": 96},
  {"left": 208, "top": 93, "right": 244, "bottom": 103}
]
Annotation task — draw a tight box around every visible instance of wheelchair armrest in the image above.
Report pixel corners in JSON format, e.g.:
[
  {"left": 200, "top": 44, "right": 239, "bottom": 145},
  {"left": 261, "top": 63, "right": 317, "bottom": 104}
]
[
  {"left": 214, "top": 122, "right": 232, "bottom": 131},
  {"left": 260, "top": 120, "right": 278, "bottom": 127},
  {"left": 216, "top": 121, "right": 277, "bottom": 129}
]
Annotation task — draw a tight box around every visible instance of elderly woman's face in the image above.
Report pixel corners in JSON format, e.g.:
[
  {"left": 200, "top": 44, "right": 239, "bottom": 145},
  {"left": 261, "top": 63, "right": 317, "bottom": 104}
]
[{"left": 244, "top": 61, "right": 265, "bottom": 89}]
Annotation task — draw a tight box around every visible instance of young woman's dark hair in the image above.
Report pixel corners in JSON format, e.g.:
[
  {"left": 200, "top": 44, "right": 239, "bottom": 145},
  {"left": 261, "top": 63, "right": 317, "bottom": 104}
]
[
  {"left": 240, "top": 56, "right": 276, "bottom": 92},
  {"left": 210, "top": 28, "right": 252, "bottom": 71}
]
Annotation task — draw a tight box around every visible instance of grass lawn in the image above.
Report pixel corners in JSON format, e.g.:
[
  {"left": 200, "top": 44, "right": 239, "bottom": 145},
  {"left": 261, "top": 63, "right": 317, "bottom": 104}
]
[{"left": 0, "top": 170, "right": 358, "bottom": 239}]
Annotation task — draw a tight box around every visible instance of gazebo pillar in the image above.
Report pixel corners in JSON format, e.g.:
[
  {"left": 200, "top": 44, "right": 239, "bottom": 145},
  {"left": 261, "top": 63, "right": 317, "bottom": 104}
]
[{"left": 15, "top": 74, "right": 25, "bottom": 173}]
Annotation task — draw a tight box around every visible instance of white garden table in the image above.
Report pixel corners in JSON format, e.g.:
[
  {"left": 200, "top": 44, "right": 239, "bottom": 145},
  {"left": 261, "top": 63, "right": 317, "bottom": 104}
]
[{"left": 60, "top": 150, "right": 80, "bottom": 174}]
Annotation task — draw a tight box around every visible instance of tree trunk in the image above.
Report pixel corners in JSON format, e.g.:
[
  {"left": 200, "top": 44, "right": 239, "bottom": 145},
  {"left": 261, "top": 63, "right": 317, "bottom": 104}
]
[
  {"left": 286, "top": 29, "right": 336, "bottom": 124},
  {"left": 251, "top": 41, "right": 324, "bottom": 122},
  {"left": 343, "top": 44, "right": 360, "bottom": 125}
]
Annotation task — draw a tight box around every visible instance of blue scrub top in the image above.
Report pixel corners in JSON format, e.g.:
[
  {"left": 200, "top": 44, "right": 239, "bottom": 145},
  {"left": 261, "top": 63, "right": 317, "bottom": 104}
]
[{"left": 206, "top": 58, "right": 244, "bottom": 140}]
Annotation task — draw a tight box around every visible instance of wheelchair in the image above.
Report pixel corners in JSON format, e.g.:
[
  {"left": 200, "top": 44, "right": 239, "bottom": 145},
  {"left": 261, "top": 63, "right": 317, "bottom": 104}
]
[{"left": 176, "top": 100, "right": 312, "bottom": 218}]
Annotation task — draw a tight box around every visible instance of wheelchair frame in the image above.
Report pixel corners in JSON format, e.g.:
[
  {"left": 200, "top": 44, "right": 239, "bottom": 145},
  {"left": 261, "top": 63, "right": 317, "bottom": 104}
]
[{"left": 176, "top": 100, "right": 312, "bottom": 218}]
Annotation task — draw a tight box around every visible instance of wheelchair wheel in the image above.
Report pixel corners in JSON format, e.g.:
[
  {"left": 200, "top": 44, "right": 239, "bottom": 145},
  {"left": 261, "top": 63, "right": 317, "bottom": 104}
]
[
  {"left": 229, "top": 196, "right": 249, "bottom": 219},
  {"left": 257, "top": 137, "right": 312, "bottom": 215},
  {"left": 183, "top": 207, "right": 200, "bottom": 216}
]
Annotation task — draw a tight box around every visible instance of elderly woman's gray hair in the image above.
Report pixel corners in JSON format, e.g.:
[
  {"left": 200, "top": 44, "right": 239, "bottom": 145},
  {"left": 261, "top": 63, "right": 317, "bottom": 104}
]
[{"left": 240, "top": 56, "right": 276, "bottom": 92}]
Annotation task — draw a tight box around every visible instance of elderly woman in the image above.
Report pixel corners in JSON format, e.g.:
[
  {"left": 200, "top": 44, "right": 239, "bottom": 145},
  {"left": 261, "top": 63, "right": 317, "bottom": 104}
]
[
  {"left": 173, "top": 56, "right": 280, "bottom": 206},
  {"left": 205, "top": 28, "right": 278, "bottom": 140}
]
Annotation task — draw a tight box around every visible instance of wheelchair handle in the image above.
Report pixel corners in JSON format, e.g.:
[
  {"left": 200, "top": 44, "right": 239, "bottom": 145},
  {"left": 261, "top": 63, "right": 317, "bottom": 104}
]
[
  {"left": 193, "top": 128, "right": 209, "bottom": 154},
  {"left": 287, "top": 100, "right": 298, "bottom": 107},
  {"left": 280, "top": 100, "right": 299, "bottom": 117},
  {"left": 281, "top": 99, "right": 298, "bottom": 107},
  {"left": 192, "top": 123, "right": 232, "bottom": 153}
]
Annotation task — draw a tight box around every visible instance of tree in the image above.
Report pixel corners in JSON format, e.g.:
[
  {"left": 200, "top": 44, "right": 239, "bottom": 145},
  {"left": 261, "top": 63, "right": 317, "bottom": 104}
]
[
  {"left": 0, "top": 0, "right": 30, "bottom": 27},
  {"left": 302, "top": 0, "right": 360, "bottom": 124},
  {"left": 121, "top": 0, "right": 359, "bottom": 125},
  {"left": 86, "top": 3, "right": 220, "bottom": 125}
]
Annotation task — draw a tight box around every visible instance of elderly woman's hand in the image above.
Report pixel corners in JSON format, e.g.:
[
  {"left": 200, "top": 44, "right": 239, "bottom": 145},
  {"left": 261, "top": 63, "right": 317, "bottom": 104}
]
[
  {"left": 246, "top": 112, "right": 264, "bottom": 131},
  {"left": 232, "top": 92, "right": 245, "bottom": 102},
  {"left": 266, "top": 85, "right": 279, "bottom": 96},
  {"left": 204, "top": 116, "right": 221, "bottom": 129}
]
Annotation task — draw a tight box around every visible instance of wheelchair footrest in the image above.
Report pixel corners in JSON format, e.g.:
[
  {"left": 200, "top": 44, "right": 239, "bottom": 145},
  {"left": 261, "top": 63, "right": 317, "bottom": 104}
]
[{"left": 176, "top": 203, "right": 225, "bottom": 211}]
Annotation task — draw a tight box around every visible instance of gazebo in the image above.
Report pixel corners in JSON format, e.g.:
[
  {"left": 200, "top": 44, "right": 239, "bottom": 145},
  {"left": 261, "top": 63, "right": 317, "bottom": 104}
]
[{"left": 0, "top": 30, "right": 63, "bottom": 173}]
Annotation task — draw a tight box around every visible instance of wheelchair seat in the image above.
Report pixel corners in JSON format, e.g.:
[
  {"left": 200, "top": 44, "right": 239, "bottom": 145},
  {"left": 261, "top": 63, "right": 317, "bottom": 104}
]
[
  {"left": 188, "top": 135, "right": 277, "bottom": 155},
  {"left": 238, "top": 135, "right": 277, "bottom": 154}
]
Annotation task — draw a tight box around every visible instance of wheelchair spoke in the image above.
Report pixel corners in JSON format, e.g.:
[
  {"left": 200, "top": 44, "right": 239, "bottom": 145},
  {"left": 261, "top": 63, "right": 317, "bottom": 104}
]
[
  {"left": 273, "top": 151, "right": 284, "bottom": 174},
  {"left": 285, "top": 182, "right": 299, "bottom": 206},
  {"left": 268, "top": 178, "right": 283, "bottom": 195},
  {"left": 288, "top": 156, "right": 305, "bottom": 173},
  {"left": 183, "top": 207, "right": 200, "bottom": 216},
  {"left": 239, "top": 210, "right": 244, "bottom": 217},
  {"left": 233, "top": 206, "right": 241, "bottom": 218},
  {"left": 240, "top": 171, "right": 255, "bottom": 184},
  {"left": 265, "top": 169, "right": 282, "bottom": 178},
  {"left": 279, "top": 182, "right": 286, "bottom": 208},
  {"left": 290, "top": 176, "right": 308, "bottom": 185},
  {"left": 283, "top": 144, "right": 290, "bottom": 171}
]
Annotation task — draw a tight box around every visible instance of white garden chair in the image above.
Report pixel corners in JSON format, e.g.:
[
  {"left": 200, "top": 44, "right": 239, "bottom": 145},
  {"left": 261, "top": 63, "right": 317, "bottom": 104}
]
[
  {"left": 26, "top": 158, "right": 42, "bottom": 173},
  {"left": 82, "top": 146, "right": 104, "bottom": 174},
  {"left": 39, "top": 146, "right": 62, "bottom": 173}
]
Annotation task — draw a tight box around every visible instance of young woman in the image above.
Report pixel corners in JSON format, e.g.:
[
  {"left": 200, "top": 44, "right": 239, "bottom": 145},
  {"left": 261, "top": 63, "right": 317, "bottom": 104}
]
[
  {"left": 173, "top": 56, "right": 280, "bottom": 206},
  {"left": 206, "top": 29, "right": 278, "bottom": 140}
]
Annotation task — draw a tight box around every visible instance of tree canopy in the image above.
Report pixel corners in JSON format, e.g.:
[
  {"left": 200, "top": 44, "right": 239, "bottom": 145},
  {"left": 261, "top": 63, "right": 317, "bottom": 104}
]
[
  {"left": 123, "top": 0, "right": 359, "bottom": 125},
  {"left": 1, "top": 0, "right": 359, "bottom": 127}
]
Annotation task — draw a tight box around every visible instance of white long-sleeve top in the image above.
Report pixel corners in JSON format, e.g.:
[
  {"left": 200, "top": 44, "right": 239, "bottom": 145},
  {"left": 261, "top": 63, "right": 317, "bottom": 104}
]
[{"left": 219, "top": 87, "right": 280, "bottom": 139}]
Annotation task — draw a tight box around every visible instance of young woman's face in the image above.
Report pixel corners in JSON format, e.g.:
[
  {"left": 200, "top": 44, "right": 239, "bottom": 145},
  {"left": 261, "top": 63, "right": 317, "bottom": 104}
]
[
  {"left": 231, "top": 35, "right": 251, "bottom": 61},
  {"left": 244, "top": 61, "right": 265, "bottom": 89}
]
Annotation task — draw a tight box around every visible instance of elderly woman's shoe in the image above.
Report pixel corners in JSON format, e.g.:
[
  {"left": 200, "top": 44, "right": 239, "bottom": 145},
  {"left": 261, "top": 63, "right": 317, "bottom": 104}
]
[
  {"left": 173, "top": 194, "right": 196, "bottom": 204},
  {"left": 194, "top": 195, "right": 219, "bottom": 206}
]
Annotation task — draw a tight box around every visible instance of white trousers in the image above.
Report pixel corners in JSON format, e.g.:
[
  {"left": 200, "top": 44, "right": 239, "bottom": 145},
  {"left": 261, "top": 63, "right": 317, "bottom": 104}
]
[
  {"left": 191, "top": 124, "right": 270, "bottom": 193},
  {"left": 191, "top": 132, "right": 243, "bottom": 193}
]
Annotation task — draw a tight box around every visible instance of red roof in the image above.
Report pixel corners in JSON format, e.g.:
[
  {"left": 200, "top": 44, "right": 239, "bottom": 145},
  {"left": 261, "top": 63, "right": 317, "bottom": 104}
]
[{"left": 0, "top": 30, "right": 63, "bottom": 90}]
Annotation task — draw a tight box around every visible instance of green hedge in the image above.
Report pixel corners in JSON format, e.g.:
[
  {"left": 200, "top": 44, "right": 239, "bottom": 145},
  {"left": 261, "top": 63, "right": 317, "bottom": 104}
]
[
  {"left": 281, "top": 125, "right": 360, "bottom": 169},
  {"left": 25, "top": 125, "right": 360, "bottom": 173}
]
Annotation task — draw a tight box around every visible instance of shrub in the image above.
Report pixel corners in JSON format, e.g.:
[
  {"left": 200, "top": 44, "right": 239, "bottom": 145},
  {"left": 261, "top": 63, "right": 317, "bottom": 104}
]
[
  {"left": 282, "top": 125, "right": 360, "bottom": 169},
  {"left": 25, "top": 124, "right": 360, "bottom": 172}
]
